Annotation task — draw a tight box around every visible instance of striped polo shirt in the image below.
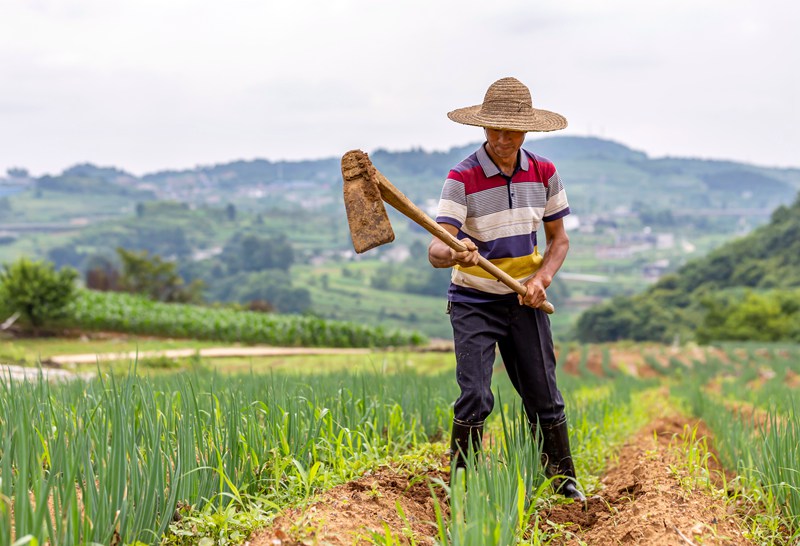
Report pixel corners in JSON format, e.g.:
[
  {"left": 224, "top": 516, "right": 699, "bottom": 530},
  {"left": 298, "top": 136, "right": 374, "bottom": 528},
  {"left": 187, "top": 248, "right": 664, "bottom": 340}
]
[{"left": 436, "top": 143, "right": 570, "bottom": 303}]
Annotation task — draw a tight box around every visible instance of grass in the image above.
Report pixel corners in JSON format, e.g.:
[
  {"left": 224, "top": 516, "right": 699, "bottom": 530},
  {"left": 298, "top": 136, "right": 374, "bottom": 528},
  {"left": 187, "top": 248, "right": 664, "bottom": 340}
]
[{"left": 208, "top": 351, "right": 456, "bottom": 376}]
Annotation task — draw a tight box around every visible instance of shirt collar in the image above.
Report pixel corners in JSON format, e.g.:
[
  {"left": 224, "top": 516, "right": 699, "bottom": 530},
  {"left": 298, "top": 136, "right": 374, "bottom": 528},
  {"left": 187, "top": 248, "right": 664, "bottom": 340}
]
[{"left": 476, "top": 143, "right": 530, "bottom": 178}]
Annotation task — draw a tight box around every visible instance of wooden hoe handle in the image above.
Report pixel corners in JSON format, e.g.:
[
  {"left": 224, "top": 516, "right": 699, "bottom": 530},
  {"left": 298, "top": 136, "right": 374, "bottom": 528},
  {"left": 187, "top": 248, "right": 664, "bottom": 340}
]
[{"left": 371, "top": 168, "right": 555, "bottom": 315}]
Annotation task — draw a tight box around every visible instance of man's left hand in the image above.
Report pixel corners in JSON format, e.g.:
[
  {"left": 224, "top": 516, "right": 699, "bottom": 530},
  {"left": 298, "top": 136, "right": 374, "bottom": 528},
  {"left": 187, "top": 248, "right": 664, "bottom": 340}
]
[{"left": 519, "top": 275, "right": 549, "bottom": 308}]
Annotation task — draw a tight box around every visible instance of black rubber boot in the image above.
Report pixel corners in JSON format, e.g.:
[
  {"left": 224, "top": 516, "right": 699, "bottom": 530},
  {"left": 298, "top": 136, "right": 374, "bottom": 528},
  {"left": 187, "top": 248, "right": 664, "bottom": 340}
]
[
  {"left": 449, "top": 419, "right": 484, "bottom": 471},
  {"left": 537, "top": 418, "right": 586, "bottom": 502}
]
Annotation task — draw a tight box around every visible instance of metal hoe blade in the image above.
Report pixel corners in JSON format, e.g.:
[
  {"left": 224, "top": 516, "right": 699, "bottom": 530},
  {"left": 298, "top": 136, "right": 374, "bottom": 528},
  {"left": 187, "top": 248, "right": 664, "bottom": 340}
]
[{"left": 341, "top": 150, "right": 395, "bottom": 253}]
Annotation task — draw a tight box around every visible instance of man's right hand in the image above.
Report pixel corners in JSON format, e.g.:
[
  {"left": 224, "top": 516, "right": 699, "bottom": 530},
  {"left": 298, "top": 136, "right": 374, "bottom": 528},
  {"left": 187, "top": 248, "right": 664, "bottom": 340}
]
[
  {"left": 451, "top": 238, "right": 480, "bottom": 267},
  {"left": 429, "top": 223, "right": 481, "bottom": 269}
]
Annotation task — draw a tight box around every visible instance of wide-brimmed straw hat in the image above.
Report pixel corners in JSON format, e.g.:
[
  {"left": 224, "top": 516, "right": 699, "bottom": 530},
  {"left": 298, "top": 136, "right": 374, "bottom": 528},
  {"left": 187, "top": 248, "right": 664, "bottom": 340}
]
[{"left": 447, "top": 77, "right": 567, "bottom": 132}]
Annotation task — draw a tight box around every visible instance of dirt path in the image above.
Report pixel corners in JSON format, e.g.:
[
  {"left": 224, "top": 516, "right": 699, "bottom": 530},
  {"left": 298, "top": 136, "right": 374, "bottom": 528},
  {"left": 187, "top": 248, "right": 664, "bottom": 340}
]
[
  {"left": 0, "top": 363, "right": 94, "bottom": 382},
  {"left": 46, "top": 346, "right": 373, "bottom": 366},
  {"left": 246, "top": 418, "right": 758, "bottom": 546}
]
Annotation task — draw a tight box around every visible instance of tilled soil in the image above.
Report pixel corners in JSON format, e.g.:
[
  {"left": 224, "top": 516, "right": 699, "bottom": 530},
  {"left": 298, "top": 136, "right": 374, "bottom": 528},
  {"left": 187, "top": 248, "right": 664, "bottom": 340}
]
[
  {"left": 248, "top": 465, "right": 450, "bottom": 545},
  {"left": 540, "top": 416, "right": 752, "bottom": 545},
  {"left": 247, "top": 417, "right": 757, "bottom": 545}
]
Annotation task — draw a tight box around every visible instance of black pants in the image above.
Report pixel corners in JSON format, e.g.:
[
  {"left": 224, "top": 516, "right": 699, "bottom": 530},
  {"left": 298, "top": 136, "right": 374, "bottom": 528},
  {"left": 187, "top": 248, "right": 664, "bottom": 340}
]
[{"left": 449, "top": 300, "right": 565, "bottom": 426}]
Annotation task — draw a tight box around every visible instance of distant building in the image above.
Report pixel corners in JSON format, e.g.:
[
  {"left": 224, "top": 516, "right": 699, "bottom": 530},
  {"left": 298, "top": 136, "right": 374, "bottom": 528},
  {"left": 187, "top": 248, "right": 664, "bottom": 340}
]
[
  {"left": 595, "top": 229, "right": 675, "bottom": 259},
  {"left": 380, "top": 245, "right": 410, "bottom": 263},
  {"left": 655, "top": 233, "right": 675, "bottom": 249},
  {"left": 595, "top": 246, "right": 635, "bottom": 259},
  {"left": 563, "top": 215, "right": 580, "bottom": 231},
  {"left": 642, "top": 259, "right": 670, "bottom": 281}
]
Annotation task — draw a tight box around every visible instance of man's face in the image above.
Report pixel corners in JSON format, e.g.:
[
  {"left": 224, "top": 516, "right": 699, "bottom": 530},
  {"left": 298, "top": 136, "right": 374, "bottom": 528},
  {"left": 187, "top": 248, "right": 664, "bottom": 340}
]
[{"left": 484, "top": 128, "right": 526, "bottom": 163}]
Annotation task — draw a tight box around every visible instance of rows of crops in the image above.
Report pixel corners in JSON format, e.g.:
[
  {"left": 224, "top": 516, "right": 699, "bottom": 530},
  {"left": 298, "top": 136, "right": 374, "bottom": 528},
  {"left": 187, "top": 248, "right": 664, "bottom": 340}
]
[
  {"left": 1, "top": 365, "right": 457, "bottom": 545},
  {"left": 66, "top": 290, "right": 426, "bottom": 348},
  {"left": 0, "top": 348, "right": 661, "bottom": 545},
  {"left": 579, "top": 342, "right": 800, "bottom": 542},
  {"left": 666, "top": 344, "right": 800, "bottom": 536},
  {"left": 3, "top": 343, "right": 800, "bottom": 544},
  {"left": 437, "top": 343, "right": 800, "bottom": 543}
]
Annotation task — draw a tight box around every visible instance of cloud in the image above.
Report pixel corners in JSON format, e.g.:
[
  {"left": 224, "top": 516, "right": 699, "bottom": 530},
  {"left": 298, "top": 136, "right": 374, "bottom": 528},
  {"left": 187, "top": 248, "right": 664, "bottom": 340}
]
[{"left": 0, "top": 0, "right": 798, "bottom": 175}]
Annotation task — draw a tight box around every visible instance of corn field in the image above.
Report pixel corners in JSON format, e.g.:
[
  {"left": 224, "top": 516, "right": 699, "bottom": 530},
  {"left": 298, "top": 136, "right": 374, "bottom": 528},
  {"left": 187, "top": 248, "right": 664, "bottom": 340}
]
[{"left": 66, "top": 291, "right": 426, "bottom": 348}]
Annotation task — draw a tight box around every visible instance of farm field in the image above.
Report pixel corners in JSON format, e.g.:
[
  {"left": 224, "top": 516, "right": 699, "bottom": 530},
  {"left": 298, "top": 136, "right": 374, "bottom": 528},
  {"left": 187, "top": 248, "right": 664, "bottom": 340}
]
[
  {"left": 292, "top": 261, "right": 580, "bottom": 341},
  {"left": 2, "top": 341, "right": 800, "bottom": 545}
]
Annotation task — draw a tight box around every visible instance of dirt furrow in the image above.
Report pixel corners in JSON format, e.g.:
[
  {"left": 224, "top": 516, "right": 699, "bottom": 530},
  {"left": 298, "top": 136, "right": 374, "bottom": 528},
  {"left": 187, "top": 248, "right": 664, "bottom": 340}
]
[
  {"left": 541, "top": 416, "right": 752, "bottom": 545},
  {"left": 248, "top": 464, "right": 449, "bottom": 545},
  {"left": 246, "top": 417, "right": 758, "bottom": 545}
]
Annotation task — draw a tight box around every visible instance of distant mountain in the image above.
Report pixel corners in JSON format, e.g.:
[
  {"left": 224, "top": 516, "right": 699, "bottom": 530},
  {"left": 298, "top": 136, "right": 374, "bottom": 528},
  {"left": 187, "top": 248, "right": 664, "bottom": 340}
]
[
  {"left": 519, "top": 136, "right": 649, "bottom": 163},
  {"left": 16, "top": 137, "right": 800, "bottom": 210},
  {"left": 362, "top": 137, "right": 648, "bottom": 186},
  {"left": 142, "top": 157, "right": 341, "bottom": 188},
  {"left": 61, "top": 163, "right": 137, "bottom": 181}
]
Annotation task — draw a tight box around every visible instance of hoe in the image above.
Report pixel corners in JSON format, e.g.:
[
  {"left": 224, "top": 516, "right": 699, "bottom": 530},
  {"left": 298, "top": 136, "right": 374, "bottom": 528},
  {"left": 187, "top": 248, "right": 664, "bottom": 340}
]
[{"left": 341, "top": 149, "right": 554, "bottom": 314}]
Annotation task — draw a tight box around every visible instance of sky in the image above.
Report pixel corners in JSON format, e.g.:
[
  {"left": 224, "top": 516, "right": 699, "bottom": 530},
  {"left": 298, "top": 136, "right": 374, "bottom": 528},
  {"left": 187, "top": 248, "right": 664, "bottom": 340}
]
[{"left": 1, "top": 0, "right": 798, "bottom": 177}]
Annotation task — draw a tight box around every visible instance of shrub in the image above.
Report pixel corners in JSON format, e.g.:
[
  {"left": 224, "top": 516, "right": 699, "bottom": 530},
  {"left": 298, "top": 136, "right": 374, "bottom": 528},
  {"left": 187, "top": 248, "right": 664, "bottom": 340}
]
[{"left": 0, "top": 258, "right": 78, "bottom": 332}]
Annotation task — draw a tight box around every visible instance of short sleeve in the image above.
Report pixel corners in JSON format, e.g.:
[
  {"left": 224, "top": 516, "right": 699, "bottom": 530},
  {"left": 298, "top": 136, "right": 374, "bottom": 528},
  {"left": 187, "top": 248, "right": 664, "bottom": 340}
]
[
  {"left": 436, "top": 171, "right": 467, "bottom": 228},
  {"left": 543, "top": 169, "right": 570, "bottom": 222}
]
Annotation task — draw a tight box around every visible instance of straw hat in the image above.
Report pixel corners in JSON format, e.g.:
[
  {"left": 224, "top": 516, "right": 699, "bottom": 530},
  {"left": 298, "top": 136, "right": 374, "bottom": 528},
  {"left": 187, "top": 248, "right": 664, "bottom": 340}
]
[{"left": 447, "top": 77, "right": 567, "bottom": 132}]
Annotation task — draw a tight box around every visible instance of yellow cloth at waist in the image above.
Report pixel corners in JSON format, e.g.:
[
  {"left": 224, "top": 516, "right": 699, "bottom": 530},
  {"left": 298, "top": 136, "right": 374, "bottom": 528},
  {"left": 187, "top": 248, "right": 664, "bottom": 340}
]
[{"left": 454, "top": 248, "right": 543, "bottom": 280}]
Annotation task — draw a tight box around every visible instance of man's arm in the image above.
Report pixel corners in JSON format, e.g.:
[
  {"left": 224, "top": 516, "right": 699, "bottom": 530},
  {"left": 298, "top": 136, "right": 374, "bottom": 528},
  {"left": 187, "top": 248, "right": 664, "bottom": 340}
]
[
  {"left": 519, "top": 218, "right": 570, "bottom": 308},
  {"left": 428, "top": 223, "right": 480, "bottom": 268}
]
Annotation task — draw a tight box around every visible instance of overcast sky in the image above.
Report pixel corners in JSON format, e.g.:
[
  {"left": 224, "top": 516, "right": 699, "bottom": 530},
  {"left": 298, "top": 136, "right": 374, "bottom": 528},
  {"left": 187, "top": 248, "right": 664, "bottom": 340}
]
[{"left": 1, "top": 0, "right": 798, "bottom": 176}]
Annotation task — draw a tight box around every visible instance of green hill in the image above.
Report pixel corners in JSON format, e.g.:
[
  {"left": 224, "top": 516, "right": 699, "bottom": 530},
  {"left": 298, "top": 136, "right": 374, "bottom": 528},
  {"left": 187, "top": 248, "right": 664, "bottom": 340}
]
[
  {"left": 575, "top": 193, "right": 800, "bottom": 343},
  {"left": 4, "top": 136, "right": 800, "bottom": 339}
]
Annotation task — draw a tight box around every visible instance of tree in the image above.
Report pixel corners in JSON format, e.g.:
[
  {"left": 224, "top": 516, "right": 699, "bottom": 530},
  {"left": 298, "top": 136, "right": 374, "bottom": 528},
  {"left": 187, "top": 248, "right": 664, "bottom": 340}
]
[
  {"left": 85, "top": 255, "right": 120, "bottom": 291},
  {"left": 220, "top": 234, "right": 294, "bottom": 273},
  {"left": 116, "top": 248, "right": 204, "bottom": 303},
  {"left": 211, "top": 270, "right": 311, "bottom": 313},
  {"left": 6, "top": 167, "right": 29, "bottom": 178},
  {"left": 574, "top": 191, "right": 800, "bottom": 343},
  {"left": 0, "top": 258, "right": 78, "bottom": 332},
  {"left": 47, "top": 245, "right": 86, "bottom": 269},
  {"left": 697, "top": 289, "right": 800, "bottom": 343}
]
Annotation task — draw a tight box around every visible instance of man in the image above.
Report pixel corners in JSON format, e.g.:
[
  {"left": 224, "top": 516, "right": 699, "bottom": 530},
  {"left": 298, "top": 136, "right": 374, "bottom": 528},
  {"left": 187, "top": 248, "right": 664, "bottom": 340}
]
[{"left": 428, "top": 77, "right": 583, "bottom": 501}]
